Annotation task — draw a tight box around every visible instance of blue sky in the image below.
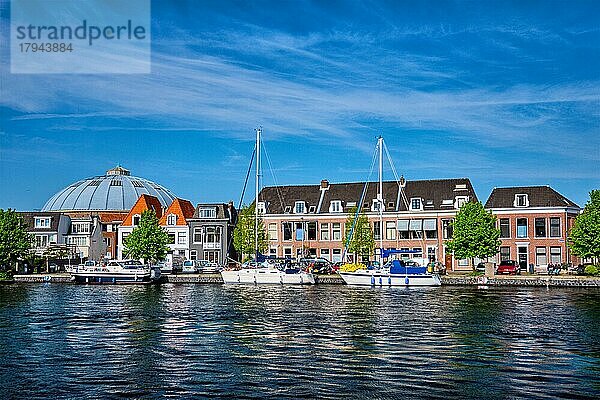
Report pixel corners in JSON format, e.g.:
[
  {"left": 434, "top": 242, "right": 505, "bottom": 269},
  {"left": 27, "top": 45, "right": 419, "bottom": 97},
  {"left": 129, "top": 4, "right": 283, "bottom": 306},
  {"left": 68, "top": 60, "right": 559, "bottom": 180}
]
[{"left": 1, "top": 0, "right": 599, "bottom": 209}]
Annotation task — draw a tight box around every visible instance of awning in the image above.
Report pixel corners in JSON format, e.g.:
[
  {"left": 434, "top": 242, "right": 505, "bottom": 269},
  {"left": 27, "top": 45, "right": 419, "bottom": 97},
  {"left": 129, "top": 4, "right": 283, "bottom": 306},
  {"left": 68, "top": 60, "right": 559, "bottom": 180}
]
[
  {"left": 397, "top": 219, "right": 409, "bottom": 231},
  {"left": 409, "top": 219, "right": 423, "bottom": 231},
  {"left": 423, "top": 219, "right": 437, "bottom": 231}
]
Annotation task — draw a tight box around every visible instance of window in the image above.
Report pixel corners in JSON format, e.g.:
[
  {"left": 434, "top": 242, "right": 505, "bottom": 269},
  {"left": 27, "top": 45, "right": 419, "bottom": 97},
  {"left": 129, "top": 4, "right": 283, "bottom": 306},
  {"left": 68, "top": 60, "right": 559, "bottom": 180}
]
[
  {"left": 283, "top": 222, "right": 293, "bottom": 241},
  {"left": 198, "top": 207, "right": 216, "bottom": 218},
  {"left": 307, "top": 222, "right": 317, "bottom": 240},
  {"left": 535, "top": 218, "right": 546, "bottom": 237},
  {"left": 190, "top": 250, "right": 197, "bottom": 260},
  {"left": 455, "top": 196, "right": 468, "bottom": 209},
  {"left": 168, "top": 233, "right": 175, "bottom": 244},
  {"left": 410, "top": 198, "right": 422, "bottom": 210},
  {"left": 68, "top": 236, "right": 88, "bottom": 246},
  {"left": 167, "top": 214, "right": 177, "bottom": 226},
  {"left": 132, "top": 214, "right": 140, "bottom": 226},
  {"left": 412, "top": 247, "right": 423, "bottom": 258},
  {"left": 34, "top": 217, "right": 51, "bottom": 228},
  {"left": 517, "top": 218, "right": 528, "bottom": 238},
  {"left": 515, "top": 194, "right": 529, "bottom": 207},
  {"left": 257, "top": 202, "right": 266, "bottom": 215},
  {"left": 295, "top": 201, "right": 306, "bottom": 214},
  {"left": 320, "top": 223, "right": 330, "bottom": 241},
  {"left": 72, "top": 222, "right": 90, "bottom": 234},
  {"left": 332, "top": 248, "right": 342, "bottom": 262},
  {"left": 105, "top": 237, "right": 111, "bottom": 247},
  {"left": 284, "top": 247, "right": 292, "bottom": 258},
  {"left": 499, "top": 218, "right": 510, "bottom": 238},
  {"left": 205, "top": 227, "right": 221, "bottom": 243},
  {"left": 550, "top": 218, "right": 561, "bottom": 237},
  {"left": 308, "top": 206, "right": 316, "bottom": 213},
  {"left": 203, "top": 250, "right": 219, "bottom": 263},
  {"left": 427, "top": 247, "right": 436, "bottom": 262},
  {"left": 536, "top": 247, "right": 547, "bottom": 266},
  {"left": 371, "top": 199, "right": 383, "bottom": 212},
  {"left": 284, "top": 206, "right": 291, "bottom": 213},
  {"left": 442, "top": 219, "right": 453, "bottom": 239},
  {"left": 295, "top": 222, "right": 304, "bottom": 240},
  {"left": 386, "top": 221, "right": 396, "bottom": 240},
  {"left": 500, "top": 246, "right": 510, "bottom": 261},
  {"left": 398, "top": 219, "right": 409, "bottom": 239},
  {"left": 373, "top": 221, "right": 381, "bottom": 240},
  {"left": 177, "top": 232, "right": 187, "bottom": 245},
  {"left": 320, "top": 249, "right": 330, "bottom": 260},
  {"left": 268, "top": 223, "right": 278, "bottom": 240},
  {"left": 35, "top": 235, "right": 48, "bottom": 248},
  {"left": 329, "top": 201, "right": 342, "bottom": 213},
  {"left": 550, "top": 247, "right": 562, "bottom": 264},
  {"left": 332, "top": 223, "right": 341, "bottom": 241},
  {"left": 193, "top": 227, "right": 202, "bottom": 243},
  {"left": 269, "top": 248, "right": 277, "bottom": 256},
  {"left": 425, "top": 230, "right": 437, "bottom": 239},
  {"left": 423, "top": 219, "right": 437, "bottom": 239}
]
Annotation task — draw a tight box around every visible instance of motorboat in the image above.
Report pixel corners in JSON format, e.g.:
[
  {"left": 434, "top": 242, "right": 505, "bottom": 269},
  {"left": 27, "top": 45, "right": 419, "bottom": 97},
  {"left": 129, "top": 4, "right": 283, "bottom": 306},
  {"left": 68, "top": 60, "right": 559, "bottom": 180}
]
[
  {"left": 339, "top": 259, "right": 441, "bottom": 287},
  {"left": 221, "top": 260, "right": 315, "bottom": 285},
  {"left": 71, "top": 260, "right": 161, "bottom": 284}
]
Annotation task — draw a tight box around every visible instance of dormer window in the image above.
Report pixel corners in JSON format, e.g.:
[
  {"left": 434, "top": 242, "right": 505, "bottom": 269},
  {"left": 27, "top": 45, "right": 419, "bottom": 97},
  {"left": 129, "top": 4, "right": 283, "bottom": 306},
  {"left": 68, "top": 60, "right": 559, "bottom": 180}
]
[
  {"left": 410, "top": 198, "right": 422, "bottom": 211},
  {"left": 371, "top": 199, "right": 384, "bottom": 212},
  {"left": 284, "top": 205, "right": 292, "bottom": 213},
  {"left": 329, "top": 200, "right": 342, "bottom": 213},
  {"left": 34, "top": 217, "right": 51, "bottom": 228},
  {"left": 294, "top": 201, "right": 306, "bottom": 214},
  {"left": 198, "top": 207, "right": 216, "bottom": 218},
  {"left": 455, "top": 196, "right": 469, "bottom": 209},
  {"left": 308, "top": 205, "right": 316, "bottom": 213},
  {"left": 514, "top": 194, "right": 529, "bottom": 207},
  {"left": 257, "top": 202, "right": 266, "bottom": 215},
  {"left": 132, "top": 214, "right": 141, "bottom": 226},
  {"left": 167, "top": 214, "right": 177, "bottom": 226}
]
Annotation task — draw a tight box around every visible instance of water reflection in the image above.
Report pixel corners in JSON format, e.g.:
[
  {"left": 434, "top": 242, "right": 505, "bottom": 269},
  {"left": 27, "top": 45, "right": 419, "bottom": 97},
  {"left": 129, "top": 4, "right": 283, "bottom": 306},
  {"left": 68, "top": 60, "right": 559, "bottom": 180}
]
[{"left": 0, "top": 284, "right": 599, "bottom": 399}]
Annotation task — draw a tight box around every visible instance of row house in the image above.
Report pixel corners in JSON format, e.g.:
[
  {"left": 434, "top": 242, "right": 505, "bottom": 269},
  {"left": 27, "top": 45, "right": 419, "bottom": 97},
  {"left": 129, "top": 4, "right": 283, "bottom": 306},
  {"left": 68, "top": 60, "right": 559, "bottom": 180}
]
[
  {"left": 117, "top": 194, "right": 164, "bottom": 260},
  {"left": 98, "top": 212, "right": 128, "bottom": 260},
  {"left": 485, "top": 186, "right": 580, "bottom": 270},
  {"left": 188, "top": 202, "right": 238, "bottom": 266},
  {"left": 257, "top": 178, "right": 477, "bottom": 271},
  {"left": 158, "top": 198, "right": 195, "bottom": 263},
  {"left": 20, "top": 211, "right": 71, "bottom": 255}
]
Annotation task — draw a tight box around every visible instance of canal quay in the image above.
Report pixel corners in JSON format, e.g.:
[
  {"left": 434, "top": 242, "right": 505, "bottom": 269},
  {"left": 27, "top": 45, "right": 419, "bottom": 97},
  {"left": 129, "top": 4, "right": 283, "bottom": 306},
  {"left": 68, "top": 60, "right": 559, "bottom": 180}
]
[{"left": 10, "top": 273, "right": 600, "bottom": 287}]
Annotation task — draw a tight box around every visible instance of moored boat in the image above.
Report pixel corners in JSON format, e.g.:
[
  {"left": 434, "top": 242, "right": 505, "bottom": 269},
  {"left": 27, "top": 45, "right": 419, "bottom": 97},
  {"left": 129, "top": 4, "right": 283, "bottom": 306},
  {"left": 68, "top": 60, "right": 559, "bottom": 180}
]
[
  {"left": 339, "top": 259, "right": 441, "bottom": 287},
  {"left": 71, "top": 260, "right": 161, "bottom": 284},
  {"left": 221, "top": 261, "right": 315, "bottom": 285}
]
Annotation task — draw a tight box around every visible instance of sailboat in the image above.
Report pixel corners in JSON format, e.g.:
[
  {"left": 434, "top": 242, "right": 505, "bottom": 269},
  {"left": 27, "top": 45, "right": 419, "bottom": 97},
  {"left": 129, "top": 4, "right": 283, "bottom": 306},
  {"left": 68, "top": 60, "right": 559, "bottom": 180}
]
[
  {"left": 337, "top": 136, "right": 441, "bottom": 287},
  {"left": 221, "top": 128, "right": 315, "bottom": 285}
]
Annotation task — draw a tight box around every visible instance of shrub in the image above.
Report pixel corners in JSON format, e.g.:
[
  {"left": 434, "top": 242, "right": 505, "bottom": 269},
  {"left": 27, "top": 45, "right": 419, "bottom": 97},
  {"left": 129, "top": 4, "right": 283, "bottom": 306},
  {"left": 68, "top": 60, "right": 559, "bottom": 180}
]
[{"left": 584, "top": 265, "right": 600, "bottom": 276}]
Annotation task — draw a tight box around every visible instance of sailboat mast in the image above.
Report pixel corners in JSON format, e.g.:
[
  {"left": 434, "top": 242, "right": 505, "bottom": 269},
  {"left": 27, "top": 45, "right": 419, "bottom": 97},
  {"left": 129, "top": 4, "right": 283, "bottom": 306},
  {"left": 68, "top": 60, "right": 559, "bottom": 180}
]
[
  {"left": 255, "top": 127, "right": 261, "bottom": 260},
  {"left": 378, "top": 136, "right": 383, "bottom": 259}
]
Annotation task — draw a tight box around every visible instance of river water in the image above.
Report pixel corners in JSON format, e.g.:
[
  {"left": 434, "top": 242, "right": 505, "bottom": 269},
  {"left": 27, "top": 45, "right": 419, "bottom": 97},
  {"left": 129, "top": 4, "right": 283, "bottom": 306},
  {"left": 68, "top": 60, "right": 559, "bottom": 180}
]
[{"left": 0, "top": 284, "right": 599, "bottom": 399}]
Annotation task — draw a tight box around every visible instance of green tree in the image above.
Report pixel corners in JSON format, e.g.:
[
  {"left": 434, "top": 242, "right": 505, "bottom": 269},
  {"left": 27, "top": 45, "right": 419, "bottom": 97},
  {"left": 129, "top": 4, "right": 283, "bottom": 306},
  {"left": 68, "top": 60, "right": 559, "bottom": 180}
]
[
  {"left": 0, "top": 209, "right": 33, "bottom": 270},
  {"left": 569, "top": 190, "right": 600, "bottom": 262},
  {"left": 233, "top": 205, "right": 268, "bottom": 261},
  {"left": 123, "top": 210, "right": 170, "bottom": 264},
  {"left": 445, "top": 201, "right": 501, "bottom": 270},
  {"left": 343, "top": 207, "right": 375, "bottom": 261}
]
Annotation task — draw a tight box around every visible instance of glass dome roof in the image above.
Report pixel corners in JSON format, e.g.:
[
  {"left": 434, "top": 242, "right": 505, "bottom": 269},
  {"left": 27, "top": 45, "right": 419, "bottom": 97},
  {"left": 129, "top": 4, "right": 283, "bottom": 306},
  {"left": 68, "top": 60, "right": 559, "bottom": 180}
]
[{"left": 41, "top": 166, "right": 177, "bottom": 211}]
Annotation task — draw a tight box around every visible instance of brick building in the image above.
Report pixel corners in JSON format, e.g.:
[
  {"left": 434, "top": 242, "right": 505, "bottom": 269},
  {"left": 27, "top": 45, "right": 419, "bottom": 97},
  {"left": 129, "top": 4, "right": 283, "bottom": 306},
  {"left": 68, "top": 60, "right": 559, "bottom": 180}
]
[
  {"left": 257, "top": 177, "right": 477, "bottom": 271},
  {"left": 485, "top": 186, "right": 581, "bottom": 271}
]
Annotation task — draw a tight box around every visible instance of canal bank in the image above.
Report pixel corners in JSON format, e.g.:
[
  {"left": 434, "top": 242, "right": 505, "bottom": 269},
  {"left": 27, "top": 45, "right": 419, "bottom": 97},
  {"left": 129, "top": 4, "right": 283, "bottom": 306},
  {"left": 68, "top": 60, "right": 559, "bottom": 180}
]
[{"left": 10, "top": 273, "right": 600, "bottom": 286}]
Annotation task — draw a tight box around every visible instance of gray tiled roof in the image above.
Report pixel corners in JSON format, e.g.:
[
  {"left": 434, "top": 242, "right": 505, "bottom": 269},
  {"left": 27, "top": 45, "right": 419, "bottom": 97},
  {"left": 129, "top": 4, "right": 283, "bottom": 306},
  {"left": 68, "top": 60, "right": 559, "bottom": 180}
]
[
  {"left": 484, "top": 186, "right": 579, "bottom": 208},
  {"left": 259, "top": 178, "right": 477, "bottom": 214},
  {"left": 19, "top": 212, "right": 62, "bottom": 232}
]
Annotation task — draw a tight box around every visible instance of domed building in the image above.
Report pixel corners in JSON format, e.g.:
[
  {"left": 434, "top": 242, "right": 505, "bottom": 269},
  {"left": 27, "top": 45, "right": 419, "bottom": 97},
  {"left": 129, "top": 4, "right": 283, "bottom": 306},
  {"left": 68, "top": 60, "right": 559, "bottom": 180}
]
[{"left": 42, "top": 166, "right": 177, "bottom": 212}]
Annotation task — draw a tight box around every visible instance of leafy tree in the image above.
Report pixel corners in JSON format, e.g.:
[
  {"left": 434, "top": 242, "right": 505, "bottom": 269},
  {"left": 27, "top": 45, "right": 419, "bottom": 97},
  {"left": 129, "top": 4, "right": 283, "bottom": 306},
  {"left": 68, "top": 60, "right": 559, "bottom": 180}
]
[
  {"left": 343, "top": 207, "right": 375, "bottom": 260},
  {"left": 233, "top": 204, "right": 268, "bottom": 261},
  {"left": 123, "top": 210, "right": 170, "bottom": 264},
  {"left": 569, "top": 190, "right": 600, "bottom": 262},
  {"left": 0, "top": 209, "right": 33, "bottom": 270},
  {"left": 445, "top": 201, "right": 501, "bottom": 269}
]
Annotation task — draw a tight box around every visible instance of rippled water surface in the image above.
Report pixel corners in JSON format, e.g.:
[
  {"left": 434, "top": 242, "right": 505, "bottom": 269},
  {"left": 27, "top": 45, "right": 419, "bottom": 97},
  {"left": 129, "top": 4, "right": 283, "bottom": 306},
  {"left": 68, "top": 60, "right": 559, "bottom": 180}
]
[{"left": 1, "top": 284, "right": 599, "bottom": 399}]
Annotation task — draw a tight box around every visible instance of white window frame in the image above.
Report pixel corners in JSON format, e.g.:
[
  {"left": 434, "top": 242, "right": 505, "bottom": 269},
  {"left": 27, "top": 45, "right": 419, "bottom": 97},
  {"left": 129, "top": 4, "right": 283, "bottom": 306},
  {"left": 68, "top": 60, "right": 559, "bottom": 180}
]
[
  {"left": 329, "top": 200, "right": 342, "bottom": 213},
  {"left": 167, "top": 214, "right": 177, "bottom": 226},
  {"left": 514, "top": 194, "right": 529, "bottom": 207},
  {"left": 177, "top": 232, "right": 187, "bottom": 245},
  {"left": 371, "top": 199, "right": 384, "bottom": 212},
  {"left": 455, "top": 196, "right": 468, "bottom": 209},
  {"left": 34, "top": 217, "right": 51, "bottom": 228},
  {"left": 257, "top": 202, "right": 266, "bottom": 215},
  {"left": 132, "top": 214, "right": 141, "bottom": 227},
  {"left": 410, "top": 198, "right": 423, "bottom": 211},
  {"left": 294, "top": 201, "right": 306, "bottom": 214},
  {"left": 199, "top": 207, "right": 216, "bottom": 219}
]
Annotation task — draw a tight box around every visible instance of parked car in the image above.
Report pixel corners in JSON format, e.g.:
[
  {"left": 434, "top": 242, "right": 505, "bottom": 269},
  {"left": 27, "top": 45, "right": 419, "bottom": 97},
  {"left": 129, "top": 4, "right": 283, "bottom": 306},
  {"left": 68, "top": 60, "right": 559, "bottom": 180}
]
[
  {"left": 182, "top": 260, "right": 198, "bottom": 274},
  {"left": 496, "top": 260, "right": 520, "bottom": 275},
  {"left": 197, "top": 260, "right": 221, "bottom": 273}
]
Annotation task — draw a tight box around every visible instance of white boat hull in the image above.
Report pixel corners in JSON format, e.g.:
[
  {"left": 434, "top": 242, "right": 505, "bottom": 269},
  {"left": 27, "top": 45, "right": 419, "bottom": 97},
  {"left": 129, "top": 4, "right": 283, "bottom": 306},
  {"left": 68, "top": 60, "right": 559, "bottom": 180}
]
[
  {"left": 221, "top": 269, "right": 315, "bottom": 285},
  {"left": 339, "top": 271, "right": 441, "bottom": 287}
]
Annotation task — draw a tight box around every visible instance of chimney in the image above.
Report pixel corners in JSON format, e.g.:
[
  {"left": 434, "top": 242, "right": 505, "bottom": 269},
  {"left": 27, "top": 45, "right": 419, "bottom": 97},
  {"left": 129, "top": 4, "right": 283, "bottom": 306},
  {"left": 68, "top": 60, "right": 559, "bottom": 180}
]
[{"left": 320, "top": 179, "right": 329, "bottom": 189}]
